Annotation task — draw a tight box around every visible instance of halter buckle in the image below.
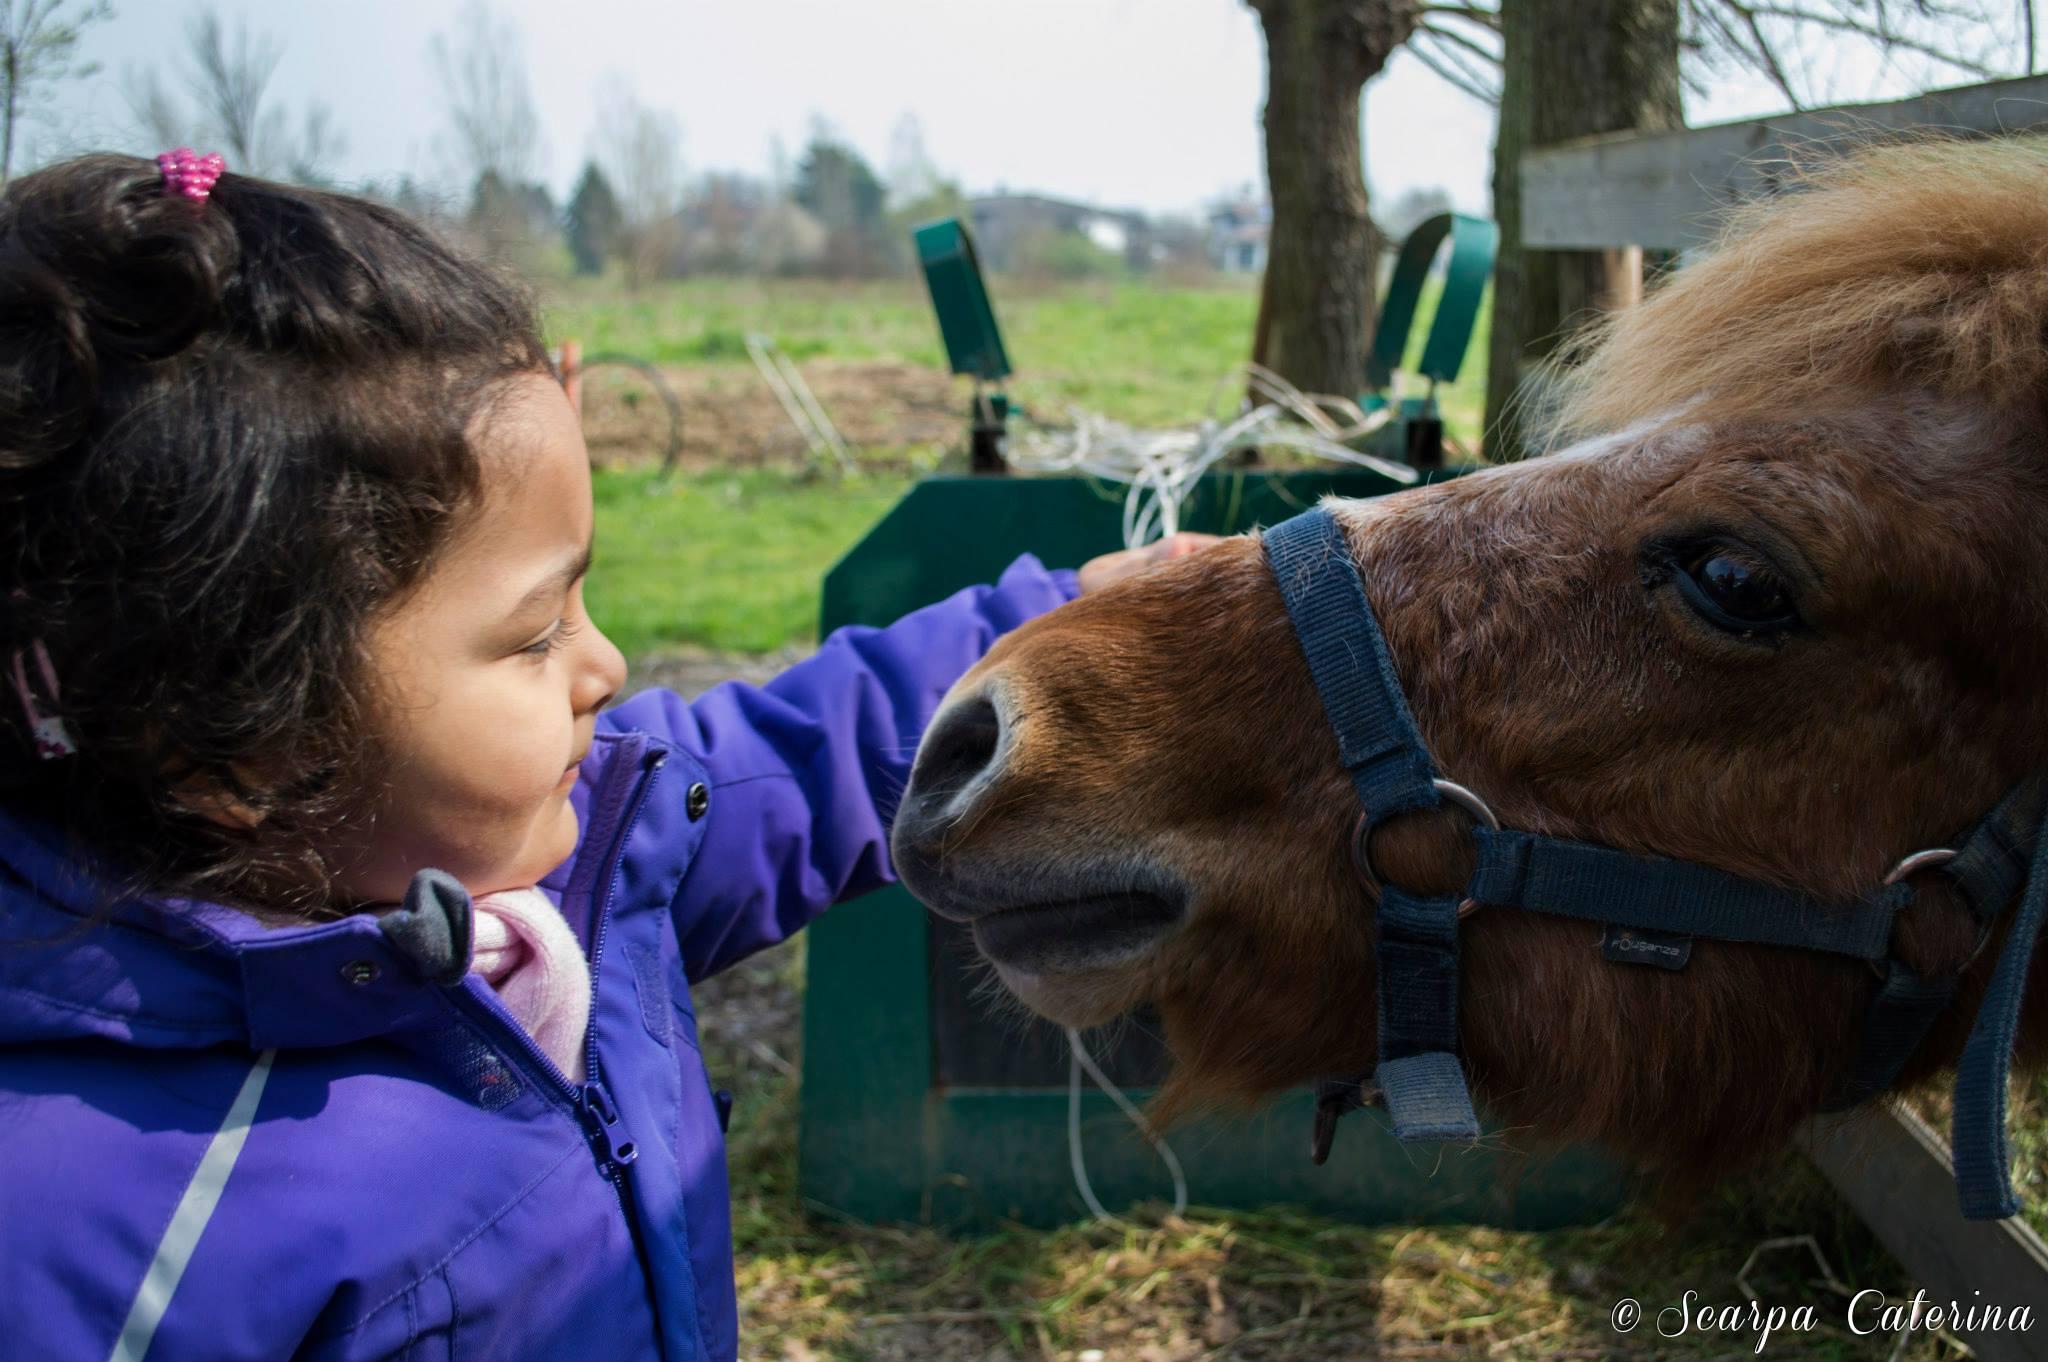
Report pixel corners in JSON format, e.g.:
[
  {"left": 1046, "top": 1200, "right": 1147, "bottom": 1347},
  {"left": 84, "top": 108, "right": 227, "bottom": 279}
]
[
  {"left": 1870, "top": 846, "right": 1997, "bottom": 979},
  {"left": 1352, "top": 779, "right": 1499, "bottom": 921}
]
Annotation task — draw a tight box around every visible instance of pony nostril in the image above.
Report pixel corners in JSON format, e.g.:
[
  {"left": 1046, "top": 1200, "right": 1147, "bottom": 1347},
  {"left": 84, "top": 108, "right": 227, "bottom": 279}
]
[{"left": 914, "top": 695, "right": 1005, "bottom": 807}]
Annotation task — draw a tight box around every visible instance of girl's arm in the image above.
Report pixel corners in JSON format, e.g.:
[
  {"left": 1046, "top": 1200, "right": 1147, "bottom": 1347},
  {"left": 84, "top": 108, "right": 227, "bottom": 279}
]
[{"left": 601, "top": 553, "right": 1078, "bottom": 983}]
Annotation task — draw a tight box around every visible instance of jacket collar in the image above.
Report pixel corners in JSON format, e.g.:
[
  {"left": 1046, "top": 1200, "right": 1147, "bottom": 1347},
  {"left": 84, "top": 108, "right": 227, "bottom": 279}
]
[{"left": 0, "top": 731, "right": 659, "bottom": 1051}]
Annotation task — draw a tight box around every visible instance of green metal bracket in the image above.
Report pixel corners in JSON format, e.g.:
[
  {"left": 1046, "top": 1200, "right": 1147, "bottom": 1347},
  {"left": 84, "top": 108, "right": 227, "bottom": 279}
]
[
  {"left": 915, "top": 218, "right": 1012, "bottom": 383},
  {"left": 1360, "top": 212, "right": 1497, "bottom": 468},
  {"left": 1365, "top": 212, "right": 1499, "bottom": 394},
  {"left": 915, "top": 217, "right": 1013, "bottom": 471}
]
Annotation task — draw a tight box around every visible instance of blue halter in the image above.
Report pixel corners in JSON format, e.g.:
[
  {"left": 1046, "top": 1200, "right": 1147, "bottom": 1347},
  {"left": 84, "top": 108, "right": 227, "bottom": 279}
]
[{"left": 1264, "top": 505, "right": 2048, "bottom": 1222}]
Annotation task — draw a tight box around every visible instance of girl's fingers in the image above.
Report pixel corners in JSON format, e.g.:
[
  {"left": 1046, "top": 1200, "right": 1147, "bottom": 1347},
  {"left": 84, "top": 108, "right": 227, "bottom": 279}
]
[{"left": 1076, "top": 533, "right": 1230, "bottom": 594}]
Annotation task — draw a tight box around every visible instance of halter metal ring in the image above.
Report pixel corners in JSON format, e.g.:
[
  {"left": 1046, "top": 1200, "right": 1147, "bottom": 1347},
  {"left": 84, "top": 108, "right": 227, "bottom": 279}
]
[
  {"left": 1883, "top": 848, "right": 1957, "bottom": 885},
  {"left": 1870, "top": 847, "right": 1961, "bottom": 979},
  {"left": 1353, "top": 779, "right": 1500, "bottom": 921}
]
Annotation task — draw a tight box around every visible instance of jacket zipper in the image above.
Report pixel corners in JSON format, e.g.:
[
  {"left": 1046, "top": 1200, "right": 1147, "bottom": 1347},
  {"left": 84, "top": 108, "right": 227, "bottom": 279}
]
[
  {"left": 455, "top": 985, "right": 637, "bottom": 1186},
  {"left": 578, "top": 747, "right": 667, "bottom": 1193},
  {"left": 577, "top": 745, "right": 670, "bottom": 1346},
  {"left": 584, "top": 748, "right": 667, "bottom": 1094},
  {"left": 577, "top": 1076, "right": 639, "bottom": 1171},
  {"left": 454, "top": 745, "right": 668, "bottom": 1197}
]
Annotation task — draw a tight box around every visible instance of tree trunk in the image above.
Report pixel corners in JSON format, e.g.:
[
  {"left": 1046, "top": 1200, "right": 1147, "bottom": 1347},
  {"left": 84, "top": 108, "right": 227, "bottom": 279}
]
[
  {"left": 1249, "top": 0, "right": 1418, "bottom": 398},
  {"left": 1484, "top": 0, "right": 1680, "bottom": 460},
  {"left": 3, "top": 46, "right": 19, "bottom": 184}
]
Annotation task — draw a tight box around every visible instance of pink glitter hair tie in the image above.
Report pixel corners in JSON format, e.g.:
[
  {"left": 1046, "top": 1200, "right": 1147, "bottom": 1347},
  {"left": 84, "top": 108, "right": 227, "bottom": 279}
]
[{"left": 156, "top": 148, "right": 225, "bottom": 203}]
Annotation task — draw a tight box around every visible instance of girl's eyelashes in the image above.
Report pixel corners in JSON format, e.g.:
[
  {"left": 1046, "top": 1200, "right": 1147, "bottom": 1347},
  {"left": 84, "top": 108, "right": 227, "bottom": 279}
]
[{"left": 520, "top": 617, "right": 582, "bottom": 659}]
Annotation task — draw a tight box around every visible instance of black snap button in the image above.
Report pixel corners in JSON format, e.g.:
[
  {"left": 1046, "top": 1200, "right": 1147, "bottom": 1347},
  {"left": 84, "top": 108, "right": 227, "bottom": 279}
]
[
  {"left": 340, "top": 959, "right": 381, "bottom": 986},
  {"left": 686, "top": 782, "right": 710, "bottom": 821}
]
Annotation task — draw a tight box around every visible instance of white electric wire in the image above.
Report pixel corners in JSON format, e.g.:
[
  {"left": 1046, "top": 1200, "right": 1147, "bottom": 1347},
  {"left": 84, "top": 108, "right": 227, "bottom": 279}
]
[
  {"left": 1006, "top": 361, "right": 1420, "bottom": 547},
  {"left": 1066, "top": 1026, "right": 1189, "bottom": 1223}
]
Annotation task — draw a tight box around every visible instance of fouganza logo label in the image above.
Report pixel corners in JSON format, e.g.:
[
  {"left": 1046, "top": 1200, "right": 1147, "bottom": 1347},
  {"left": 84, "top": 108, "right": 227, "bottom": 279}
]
[{"left": 1601, "top": 924, "right": 1693, "bottom": 970}]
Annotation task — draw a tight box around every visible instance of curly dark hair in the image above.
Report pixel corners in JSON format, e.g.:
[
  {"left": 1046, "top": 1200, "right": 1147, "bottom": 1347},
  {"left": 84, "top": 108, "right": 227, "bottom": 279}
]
[{"left": 0, "top": 154, "right": 551, "bottom": 916}]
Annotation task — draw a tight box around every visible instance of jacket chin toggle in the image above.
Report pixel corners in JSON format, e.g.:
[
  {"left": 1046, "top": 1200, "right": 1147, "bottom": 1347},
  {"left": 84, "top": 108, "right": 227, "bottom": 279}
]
[{"left": 378, "top": 868, "right": 476, "bottom": 986}]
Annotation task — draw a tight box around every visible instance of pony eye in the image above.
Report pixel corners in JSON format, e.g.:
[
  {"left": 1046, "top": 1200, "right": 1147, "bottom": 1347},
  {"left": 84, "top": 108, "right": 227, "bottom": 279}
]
[{"left": 1676, "top": 546, "right": 1798, "bottom": 632}]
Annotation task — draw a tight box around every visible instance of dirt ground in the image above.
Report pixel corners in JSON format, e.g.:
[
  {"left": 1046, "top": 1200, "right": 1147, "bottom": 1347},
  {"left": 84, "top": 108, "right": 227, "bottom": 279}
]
[{"left": 580, "top": 360, "right": 962, "bottom": 471}]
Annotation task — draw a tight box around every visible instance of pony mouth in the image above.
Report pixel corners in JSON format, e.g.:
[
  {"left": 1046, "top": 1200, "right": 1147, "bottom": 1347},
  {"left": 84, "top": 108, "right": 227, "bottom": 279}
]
[{"left": 969, "top": 891, "right": 1184, "bottom": 975}]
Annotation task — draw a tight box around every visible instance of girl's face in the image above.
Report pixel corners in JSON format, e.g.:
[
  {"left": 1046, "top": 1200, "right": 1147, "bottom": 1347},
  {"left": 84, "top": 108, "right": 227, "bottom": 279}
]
[{"left": 336, "top": 373, "right": 628, "bottom": 904}]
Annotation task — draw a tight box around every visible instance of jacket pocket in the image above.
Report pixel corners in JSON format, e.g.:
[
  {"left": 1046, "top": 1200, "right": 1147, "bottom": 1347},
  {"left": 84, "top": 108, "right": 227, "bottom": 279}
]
[{"left": 299, "top": 1276, "right": 443, "bottom": 1362}]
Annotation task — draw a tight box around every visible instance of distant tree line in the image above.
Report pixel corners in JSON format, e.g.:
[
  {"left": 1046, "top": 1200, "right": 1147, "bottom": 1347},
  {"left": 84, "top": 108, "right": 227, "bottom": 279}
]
[{"left": 461, "top": 111, "right": 1226, "bottom": 287}]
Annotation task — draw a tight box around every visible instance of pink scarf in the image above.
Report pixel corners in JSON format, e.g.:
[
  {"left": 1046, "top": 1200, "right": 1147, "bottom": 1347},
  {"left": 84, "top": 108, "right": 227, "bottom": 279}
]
[{"left": 469, "top": 887, "right": 592, "bottom": 1083}]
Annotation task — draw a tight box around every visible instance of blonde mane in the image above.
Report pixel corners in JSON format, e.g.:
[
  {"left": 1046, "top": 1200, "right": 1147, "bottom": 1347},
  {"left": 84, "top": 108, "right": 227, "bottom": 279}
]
[{"left": 1554, "top": 135, "right": 2048, "bottom": 442}]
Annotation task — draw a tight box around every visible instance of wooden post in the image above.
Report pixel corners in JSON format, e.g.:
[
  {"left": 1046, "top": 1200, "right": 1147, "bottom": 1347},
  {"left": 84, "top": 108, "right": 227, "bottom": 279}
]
[
  {"left": 1797, "top": 1106, "right": 2048, "bottom": 1361},
  {"left": 1484, "top": 0, "right": 1682, "bottom": 463}
]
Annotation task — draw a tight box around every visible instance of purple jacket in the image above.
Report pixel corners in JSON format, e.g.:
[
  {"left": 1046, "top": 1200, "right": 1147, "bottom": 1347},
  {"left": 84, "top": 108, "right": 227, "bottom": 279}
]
[{"left": 0, "top": 555, "right": 1076, "bottom": 1362}]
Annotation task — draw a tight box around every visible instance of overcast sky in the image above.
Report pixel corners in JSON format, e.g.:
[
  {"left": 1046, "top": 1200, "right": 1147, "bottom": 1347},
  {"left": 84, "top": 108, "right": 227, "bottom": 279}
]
[{"left": 27, "top": 1, "right": 2038, "bottom": 218}]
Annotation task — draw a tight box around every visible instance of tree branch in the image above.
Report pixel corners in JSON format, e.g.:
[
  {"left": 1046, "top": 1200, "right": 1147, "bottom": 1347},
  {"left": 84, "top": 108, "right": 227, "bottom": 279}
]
[
  {"left": 1741, "top": 3, "right": 2005, "bottom": 77},
  {"left": 1690, "top": 0, "right": 1806, "bottom": 108},
  {"left": 1418, "top": 17, "right": 1503, "bottom": 67},
  {"left": 1418, "top": 3, "right": 1501, "bottom": 30},
  {"left": 1408, "top": 30, "right": 1502, "bottom": 103}
]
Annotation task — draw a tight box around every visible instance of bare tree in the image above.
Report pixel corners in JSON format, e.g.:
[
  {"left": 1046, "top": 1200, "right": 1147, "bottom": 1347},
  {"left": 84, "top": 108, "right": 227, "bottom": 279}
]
[
  {"left": 592, "top": 86, "right": 683, "bottom": 286},
  {"left": 429, "top": 0, "right": 540, "bottom": 187},
  {"left": 126, "top": 7, "right": 344, "bottom": 185},
  {"left": 1683, "top": 0, "right": 2026, "bottom": 108},
  {"left": 186, "top": 8, "right": 275, "bottom": 169},
  {"left": 885, "top": 112, "right": 943, "bottom": 209},
  {"left": 126, "top": 65, "right": 186, "bottom": 149},
  {"left": 284, "top": 103, "right": 343, "bottom": 186},
  {"left": 1, "top": 0, "right": 109, "bottom": 182}
]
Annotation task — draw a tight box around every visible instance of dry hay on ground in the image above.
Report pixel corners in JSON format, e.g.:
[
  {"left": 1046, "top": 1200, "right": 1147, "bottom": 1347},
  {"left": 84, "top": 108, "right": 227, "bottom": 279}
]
[{"left": 579, "top": 360, "right": 962, "bottom": 471}]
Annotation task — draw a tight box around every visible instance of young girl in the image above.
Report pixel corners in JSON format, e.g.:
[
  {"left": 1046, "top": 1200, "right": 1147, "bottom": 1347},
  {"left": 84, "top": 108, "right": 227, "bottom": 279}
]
[{"left": 0, "top": 152, "right": 1198, "bottom": 1362}]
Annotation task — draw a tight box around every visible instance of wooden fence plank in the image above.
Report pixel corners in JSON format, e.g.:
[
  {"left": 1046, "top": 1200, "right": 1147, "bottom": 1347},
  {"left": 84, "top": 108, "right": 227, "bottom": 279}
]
[
  {"left": 1798, "top": 1105, "right": 2048, "bottom": 1362},
  {"left": 1521, "top": 74, "right": 2048, "bottom": 250}
]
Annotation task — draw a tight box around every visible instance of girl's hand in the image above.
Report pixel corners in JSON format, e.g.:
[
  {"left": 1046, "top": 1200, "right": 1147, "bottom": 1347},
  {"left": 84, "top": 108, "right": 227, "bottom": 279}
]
[{"left": 1076, "top": 532, "right": 1224, "bottom": 594}]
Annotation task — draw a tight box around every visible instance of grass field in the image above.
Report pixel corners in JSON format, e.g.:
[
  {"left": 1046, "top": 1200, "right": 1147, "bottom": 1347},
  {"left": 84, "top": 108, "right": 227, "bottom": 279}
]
[
  {"left": 545, "top": 273, "right": 1486, "bottom": 437},
  {"left": 558, "top": 273, "right": 1486, "bottom": 656},
  {"left": 589, "top": 464, "right": 911, "bottom": 657}
]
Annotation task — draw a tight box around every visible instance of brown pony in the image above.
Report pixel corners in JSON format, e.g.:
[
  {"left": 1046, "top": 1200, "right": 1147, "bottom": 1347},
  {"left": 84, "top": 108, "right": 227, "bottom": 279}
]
[{"left": 889, "top": 138, "right": 2048, "bottom": 1198}]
